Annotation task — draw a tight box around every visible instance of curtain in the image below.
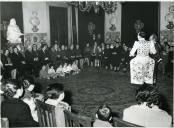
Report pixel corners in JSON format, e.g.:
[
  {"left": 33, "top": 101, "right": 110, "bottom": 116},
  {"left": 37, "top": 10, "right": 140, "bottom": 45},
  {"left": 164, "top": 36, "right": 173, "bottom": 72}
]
[
  {"left": 78, "top": 7, "right": 104, "bottom": 48},
  {"left": 49, "top": 6, "right": 68, "bottom": 46},
  {"left": 75, "top": 7, "right": 79, "bottom": 44},
  {"left": 68, "top": 6, "right": 73, "bottom": 47}
]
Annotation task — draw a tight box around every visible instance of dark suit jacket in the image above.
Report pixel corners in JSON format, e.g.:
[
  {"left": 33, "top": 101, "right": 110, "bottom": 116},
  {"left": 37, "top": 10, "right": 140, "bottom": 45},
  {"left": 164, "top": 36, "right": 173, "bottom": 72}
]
[
  {"left": 10, "top": 52, "right": 25, "bottom": 69},
  {"left": 1, "top": 98, "right": 38, "bottom": 127},
  {"left": 38, "top": 50, "right": 49, "bottom": 65}
]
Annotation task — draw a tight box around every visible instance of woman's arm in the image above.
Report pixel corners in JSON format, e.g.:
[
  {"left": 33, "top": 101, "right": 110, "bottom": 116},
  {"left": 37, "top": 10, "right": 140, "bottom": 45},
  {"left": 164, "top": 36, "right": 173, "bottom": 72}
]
[
  {"left": 129, "top": 41, "right": 138, "bottom": 57},
  {"left": 150, "top": 41, "right": 157, "bottom": 54}
]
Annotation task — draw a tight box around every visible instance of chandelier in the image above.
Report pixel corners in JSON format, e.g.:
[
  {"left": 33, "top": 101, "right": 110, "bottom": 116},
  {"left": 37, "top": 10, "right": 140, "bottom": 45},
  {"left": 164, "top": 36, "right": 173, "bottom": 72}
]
[{"left": 68, "top": 1, "right": 118, "bottom": 14}]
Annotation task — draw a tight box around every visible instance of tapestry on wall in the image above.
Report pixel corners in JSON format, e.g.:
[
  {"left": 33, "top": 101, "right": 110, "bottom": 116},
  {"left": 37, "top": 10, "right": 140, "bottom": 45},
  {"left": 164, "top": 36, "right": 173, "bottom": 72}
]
[
  {"left": 105, "top": 32, "right": 120, "bottom": 44},
  {"left": 24, "top": 33, "right": 47, "bottom": 49}
]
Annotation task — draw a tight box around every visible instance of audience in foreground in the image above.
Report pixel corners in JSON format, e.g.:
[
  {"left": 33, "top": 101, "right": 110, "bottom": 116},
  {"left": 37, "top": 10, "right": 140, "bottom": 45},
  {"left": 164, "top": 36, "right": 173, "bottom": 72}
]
[
  {"left": 1, "top": 79, "right": 38, "bottom": 127},
  {"left": 123, "top": 84, "right": 172, "bottom": 127},
  {"left": 94, "top": 104, "right": 113, "bottom": 127},
  {"left": 22, "top": 76, "right": 38, "bottom": 122},
  {"left": 44, "top": 83, "right": 71, "bottom": 127}
]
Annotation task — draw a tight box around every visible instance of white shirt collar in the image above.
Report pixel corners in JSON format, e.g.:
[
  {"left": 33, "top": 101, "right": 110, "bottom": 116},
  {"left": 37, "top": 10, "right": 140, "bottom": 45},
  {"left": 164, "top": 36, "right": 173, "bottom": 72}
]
[{"left": 45, "top": 99, "right": 59, "bottom": 106}]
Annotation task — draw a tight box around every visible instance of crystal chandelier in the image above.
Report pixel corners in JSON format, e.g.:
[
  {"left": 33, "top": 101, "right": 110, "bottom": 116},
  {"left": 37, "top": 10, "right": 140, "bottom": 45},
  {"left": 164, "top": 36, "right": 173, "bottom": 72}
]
[{"left": 68, "top": 1, "right": 118, "bottom": 14}]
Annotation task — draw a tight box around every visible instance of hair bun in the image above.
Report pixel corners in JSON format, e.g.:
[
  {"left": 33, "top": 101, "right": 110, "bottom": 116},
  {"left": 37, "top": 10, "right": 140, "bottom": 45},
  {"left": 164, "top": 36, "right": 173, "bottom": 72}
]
[{"left": 23, "top": 80, "right": 30, "bottom": 89}]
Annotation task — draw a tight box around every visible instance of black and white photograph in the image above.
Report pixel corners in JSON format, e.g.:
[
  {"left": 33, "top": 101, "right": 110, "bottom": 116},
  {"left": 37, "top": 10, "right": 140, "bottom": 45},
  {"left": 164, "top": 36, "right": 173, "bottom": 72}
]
[{"left": 0, "top": 0, "right": 173, "bottom": 127}]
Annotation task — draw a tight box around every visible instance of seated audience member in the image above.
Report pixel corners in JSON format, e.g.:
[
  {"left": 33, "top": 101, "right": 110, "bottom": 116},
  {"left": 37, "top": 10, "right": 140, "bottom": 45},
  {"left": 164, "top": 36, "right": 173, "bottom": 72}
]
[
  {"left": 0, "top": 75, "right": 5, "bottom": 104},
  {"left": 10, "top": 46, "right": 26, "bottom": 79},
  {"left": 1, "top": 79, "right": 38, "bottom": 127},
  {"left": 123, "top": 84, "right": 172, "bottom": 127},
  {"left": 44, "top": 83, "right": 71, "bottom": 127},
  {"left": 60, "top": 45, "right": 67, "bottom": 63},
  {"left": 38, "top": 44, "right": 49, "bottom": 67},
  {"left": 94, "top": 104, "right": 113, "bottom": 127},
  {"left": 100, "top": 43, "right": 105, "bottom": 68},
  {"left": 103, "top": 44, "right": 111, "bottom": 69},
  {"left": 64, "top": 45, "right": 69, "bottom": 60},
  {"left": 149, "top": 34, "right": 162, "bottom": 84},
  {"left": 166, "top": 46, "right": 173, "bottom": 78},
  {"left": 160, "top": 41, "right": 169, "bottom": 74},
  {"left": 22, "top": 77, "right": 38, "bottom": 122},
  {"left": 91, "top": 42, "right": 98, "bottom": 67},
  {"left": 31, "top": 44, "right": 40, "bottom": 77},
  {"left": 95, "top": 45, "right": 101, "bottom": 68},
  {"left": 64, "top": 63, "right": 73, "bottom": 75},
  {"left": 1, "top": 49, "right": 13, "bottom": 79},
  {"left": 74, "top": 44, "right": 83, "bottom": 68},
  {"left": 83, "top": 43, "right": 91, "bottom": 66},
  {"left": 25, "top": 45, "right": 34, "bottom": 74},
  {"left": 48, "top": 64, "right": 57, "bottom": 79},
  {"left": 68, "top": 44, "right": 76, "bottom": 63},
  {"left": 39, "top": 65, "right": 49, "bottom": 79},
  {"left": 49, "top": 43, "right": 59, "bottom": 66},
  {"left": 71, "top": 61, "right": 80, "bottom": 74},
  {"left": 120, "top": 44, "right": 130, "bottom": 72},
  {"left": 56, "top": 64, "right": 65, "bottom": 77}
]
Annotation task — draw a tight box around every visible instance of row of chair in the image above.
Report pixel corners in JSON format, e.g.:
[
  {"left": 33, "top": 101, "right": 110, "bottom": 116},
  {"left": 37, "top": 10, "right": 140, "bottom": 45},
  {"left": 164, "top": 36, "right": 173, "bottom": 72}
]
[{"left": 35, "top": 100, "right": 141, "bottom": 127}]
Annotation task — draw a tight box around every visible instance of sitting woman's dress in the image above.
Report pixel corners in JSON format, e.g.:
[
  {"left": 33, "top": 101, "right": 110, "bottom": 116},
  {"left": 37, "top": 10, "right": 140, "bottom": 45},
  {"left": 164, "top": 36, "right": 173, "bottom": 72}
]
[
  {"left": 23, "top": 97, "right": 38, "bottom": 122},
  {"left": 130, "top": 39, "right": 156, "bottom": 84},
  {"left": 123, "top": 103, "right": 172, "bottom": 127},
  {"left": 45, "top": 99, "right": 71, "bottom": 127}
]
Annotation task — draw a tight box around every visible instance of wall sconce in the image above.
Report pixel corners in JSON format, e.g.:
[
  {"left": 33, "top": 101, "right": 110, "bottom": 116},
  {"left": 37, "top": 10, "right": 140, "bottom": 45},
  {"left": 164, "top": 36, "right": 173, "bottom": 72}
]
[
  {"left": 29, "top": 11, "right": 40, "bottom": 32},
  {"left": 165, "top": 5, "right": 174, "bottom": 43},
  {"left": 165, "top": 5, "right": 174, "bottom": 30}
]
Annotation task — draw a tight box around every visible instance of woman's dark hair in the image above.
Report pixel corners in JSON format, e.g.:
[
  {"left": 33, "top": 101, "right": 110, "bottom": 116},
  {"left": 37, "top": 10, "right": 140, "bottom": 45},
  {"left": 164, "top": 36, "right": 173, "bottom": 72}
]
[
  {"left": 44, "top": 83, "right": 64, "bottom": 101},
  {"left": 138, "top": 31, "right": 146, "bottom": 38},
  {"left": 22, "top": 75, "right": 34, "bottom": 89},
  {"left": 32, "top": 44, "right": 37, "bottom": 50},
  {"left": 96, "top": 104, "right": 112, "bottom": 121},
  {"left": 41, "top": 44, "right": 47, "bottom": 49},
  {"left": 135, "top": 84, "right": 161, "bottom": 108},
  {"left": 3, "top": 79, "right": 21, "bottom": 98}
]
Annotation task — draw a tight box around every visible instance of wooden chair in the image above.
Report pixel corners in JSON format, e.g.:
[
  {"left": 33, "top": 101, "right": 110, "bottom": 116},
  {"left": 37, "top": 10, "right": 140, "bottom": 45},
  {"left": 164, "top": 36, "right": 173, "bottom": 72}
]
[
  {"left": 1, "top": 118, "right": 9, "bottom": 128},
  {"left": 113, "top": 117, "right": 142, "bottom": 127},
  {"left": 64, "top": 110, "right": 93, "bottom": 127},
  {"left": 35, "top": 99, "right": 57, "bottom": 127}
]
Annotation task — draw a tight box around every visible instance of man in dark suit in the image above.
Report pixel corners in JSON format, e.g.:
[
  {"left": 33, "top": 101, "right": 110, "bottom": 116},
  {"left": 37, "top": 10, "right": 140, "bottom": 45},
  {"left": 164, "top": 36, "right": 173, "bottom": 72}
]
[
  {"left": 1, "top": 79, "right": 38, "bottom": 127},
  {"left": 38, "top": 44, "right": 49, "bottom": 67}
]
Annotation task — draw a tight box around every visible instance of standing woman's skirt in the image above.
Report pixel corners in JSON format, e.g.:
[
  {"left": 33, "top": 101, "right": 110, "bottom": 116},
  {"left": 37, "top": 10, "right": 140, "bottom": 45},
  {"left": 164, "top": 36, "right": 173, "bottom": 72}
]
[{"left": 130, "top": 56, "right": 155, "bottom": 85}]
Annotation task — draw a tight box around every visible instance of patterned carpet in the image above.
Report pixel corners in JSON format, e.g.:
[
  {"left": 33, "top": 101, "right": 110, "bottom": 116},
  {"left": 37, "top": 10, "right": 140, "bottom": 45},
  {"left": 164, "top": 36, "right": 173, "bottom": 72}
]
[{"left": 36, "top": 67, "right": 173, "bottom": 119}]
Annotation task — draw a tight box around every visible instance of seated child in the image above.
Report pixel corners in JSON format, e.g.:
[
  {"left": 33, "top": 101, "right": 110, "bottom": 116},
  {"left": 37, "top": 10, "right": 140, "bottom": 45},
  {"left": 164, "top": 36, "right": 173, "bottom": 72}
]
[
  {"left": 48, "top": 64, "right": 57, "bottom": 79},
  {"left": 39, "top": 65, "right": 49, "bottom": 79},
  {"left": 71, "top": 61, "right": 80, "bottom": 75},
  {"left": 94, "top": 104, "right": 113, "bottom": 127},
  {"left": 67, "top": 63, "right": 73, "bottom": 73},
  {"left": 44, "top": 83, "right": 71, "bottom": 126},
  {"left": 56, "top": 64, "right": 65, "bottom": 77},
  {"left": 62, "top": 63, "right": 72, "bottom": 75}
]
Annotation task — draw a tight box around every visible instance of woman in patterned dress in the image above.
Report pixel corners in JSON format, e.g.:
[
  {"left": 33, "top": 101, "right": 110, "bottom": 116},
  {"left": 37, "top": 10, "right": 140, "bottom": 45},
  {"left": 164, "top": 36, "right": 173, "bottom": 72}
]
[{"left": 129, "top": 32, "right": 156, "bottom": 85}]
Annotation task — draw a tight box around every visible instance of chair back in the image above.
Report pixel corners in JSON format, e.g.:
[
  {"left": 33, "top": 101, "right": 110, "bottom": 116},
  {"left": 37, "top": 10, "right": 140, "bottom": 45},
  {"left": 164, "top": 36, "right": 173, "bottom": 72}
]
[
  {"left": 64, "top": 110, "right": 93, "bottom": 127},
  {"left": 113, "top": 117, "right": 142, "bottom": 127},
  {"left": 35, "top": 99, "right": 57, "bottom": 127},
  {"left": 1, "top": 118, "right": 9, "bottom": 128}
]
